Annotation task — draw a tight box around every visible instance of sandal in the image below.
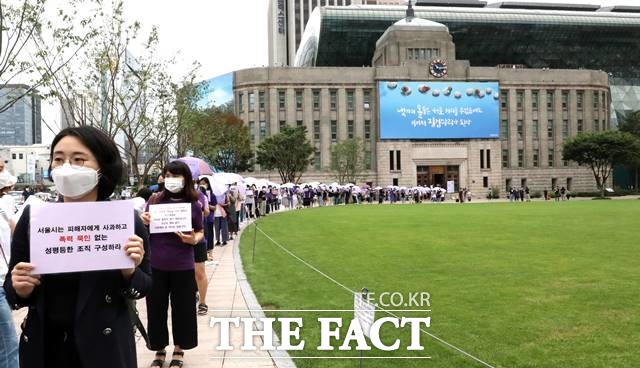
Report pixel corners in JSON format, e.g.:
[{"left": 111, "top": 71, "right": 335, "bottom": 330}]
[
  {"left": 169, "top": 351, "right": 184, "bottom": 368},
  {"left": 198, "top": 303, "right": 208, "bottom": 316},
  {"left": 150, "top": 350, "right": 166, "bottom": 367}
]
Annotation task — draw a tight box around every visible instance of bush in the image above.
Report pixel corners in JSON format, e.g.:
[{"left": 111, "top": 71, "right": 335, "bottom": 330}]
[
  {"left": 486, "top": 186, "right": 501, "bottom": 199},
  {"left": 531, "top": 191, "right": 542, "bottom": 199}
]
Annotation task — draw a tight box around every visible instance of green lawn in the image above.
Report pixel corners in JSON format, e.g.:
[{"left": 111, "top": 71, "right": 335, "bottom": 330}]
[{"left": 239, "top": 201, "right": 640, "bottom": 368}]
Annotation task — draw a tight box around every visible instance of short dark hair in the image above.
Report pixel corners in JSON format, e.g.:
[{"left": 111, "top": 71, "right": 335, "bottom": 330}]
[
  {"left": 49, "top": 126, "right": 122, "bottom": 200},
  {"left": 136, "top": 187, "right": 153, "bottom": 201},
  {"left": 160, "top": 160, "right": 198, "bottom": 202}
]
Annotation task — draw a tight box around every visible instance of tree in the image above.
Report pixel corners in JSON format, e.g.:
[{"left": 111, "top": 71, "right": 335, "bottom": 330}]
[
  {"left": 256, "top": 126, "right": 313, "bottom": 183},
  {"left": 182, "top": 107, "right": 253, "bottom": 173},
  {"left": 562, "top": 131, "right": 640, "bottom": 197},
  {"left": 40, "top": 0, "right": 198, "bottom": 187},
  {"left": 618, "top": 110, "right": 640, "bottom": 191},
  {"left": 330, "top": 138, "right": 365, "bottom": 184},
  {"left": 0, "top": 0, "right": 94, "bottom": 115}
]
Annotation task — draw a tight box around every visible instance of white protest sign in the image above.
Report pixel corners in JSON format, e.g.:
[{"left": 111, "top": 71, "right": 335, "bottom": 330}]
[
  {"left": 354, "top": 292, "right": 376, "bottom": 338},
  {"left": 149, "top": 203, "right": 192, "bottom": 234},
  {"left": 447, "top": 180, "right": 455, "bottom": 194},
  {"left": 30, "top": 200, "right": 135, "bottom": 274}
]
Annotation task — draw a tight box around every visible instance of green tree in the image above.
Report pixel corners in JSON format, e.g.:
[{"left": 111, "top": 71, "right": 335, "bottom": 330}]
[
  {"left": 184, "top": 107, "right": 253, "bottom": 173},
  {"left": 562, "top": 131, "right": 640, "bottom": 197},
  {"left": 618, "top": 110, "right": 640, "bottom": 191},
  {"left": 330, "top": 138, "right": 365, "bottom": 184},
  {"left": 256, "top": 126, "right": 313, "bottom": 183}
]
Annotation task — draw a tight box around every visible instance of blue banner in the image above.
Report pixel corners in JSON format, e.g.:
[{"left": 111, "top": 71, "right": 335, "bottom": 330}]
[{"left": 379, "top": 81, "right": 500, "bottom": 139}]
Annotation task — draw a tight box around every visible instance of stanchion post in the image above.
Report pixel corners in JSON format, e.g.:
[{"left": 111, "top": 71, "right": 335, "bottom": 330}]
[{"left": 252, "top": 221, "right": 258, "bottom": 264}]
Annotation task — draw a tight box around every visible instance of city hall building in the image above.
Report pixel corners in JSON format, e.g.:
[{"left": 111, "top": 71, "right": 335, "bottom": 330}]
[{"left": 233, "top": 7, "right": 611, "bottom": 194}]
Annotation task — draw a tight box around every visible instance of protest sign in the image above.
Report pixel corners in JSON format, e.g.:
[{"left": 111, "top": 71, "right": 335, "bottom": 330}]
[
  {"left": 30, "top": 200, "right": 135, "bottom": 274},
  {"left": 149, "top": 202, "right": 192, "bottom": 234}
]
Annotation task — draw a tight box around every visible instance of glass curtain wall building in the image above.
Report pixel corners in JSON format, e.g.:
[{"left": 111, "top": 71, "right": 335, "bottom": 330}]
[{"left": 295, "top": 5, "right": 640, "bottom": 124}]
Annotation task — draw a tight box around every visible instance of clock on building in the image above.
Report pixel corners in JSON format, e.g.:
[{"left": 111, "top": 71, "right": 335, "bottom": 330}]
[{"left": 429, "top": 59, "right": 448, "bottom": 78}]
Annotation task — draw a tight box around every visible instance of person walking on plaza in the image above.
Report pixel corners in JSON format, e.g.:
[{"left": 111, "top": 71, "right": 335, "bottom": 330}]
[
  {"left": 227, "top": 189, "right": 238, "bottom": 240},
  {"left": 198, "top": 178, "right": 216, "bottom": 260},
  {"left": 5, "top": 126, "right": 151, "bottom": 368},
  {"left": 245, "top": 184, "right": 255, "bottom": 218},
  {"left": 214, "top": 190, "right": 230, "bottom": 246},
  {"left": 194, "top": 184, "right": 210, "bottom": 316},
  {"left": 141, "top": 160, "right": 203, "bottom": 368}
]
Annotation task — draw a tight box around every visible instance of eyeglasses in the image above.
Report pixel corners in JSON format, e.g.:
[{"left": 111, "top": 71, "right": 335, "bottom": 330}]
[{"left": 52, "top": 157, "right": 89, "bottom": 169}]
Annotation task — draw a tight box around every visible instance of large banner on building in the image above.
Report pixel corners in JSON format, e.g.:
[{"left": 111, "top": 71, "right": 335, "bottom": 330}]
[{"left": 378, "top": 81, "right": 500, "bottom": 139}]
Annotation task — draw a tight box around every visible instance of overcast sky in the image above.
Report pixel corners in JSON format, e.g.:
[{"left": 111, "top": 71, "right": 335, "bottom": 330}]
[{"left": 28, "top": 0, "right": 640, "bottom": 141}]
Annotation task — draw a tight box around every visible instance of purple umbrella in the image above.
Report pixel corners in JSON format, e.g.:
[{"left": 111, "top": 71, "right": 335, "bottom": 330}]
[{"left": 176, "top": 157, "right": 214, "bottom": 178}]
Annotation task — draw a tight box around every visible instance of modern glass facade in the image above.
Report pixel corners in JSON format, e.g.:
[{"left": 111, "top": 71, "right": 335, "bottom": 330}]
[{"left": 295, "top": 5, "right": 640, "bottom": 123}]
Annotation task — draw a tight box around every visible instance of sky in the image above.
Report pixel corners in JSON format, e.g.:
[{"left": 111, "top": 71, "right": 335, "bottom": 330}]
[{"left": 21, "top": 0, "right": 640, "bottom": 141}]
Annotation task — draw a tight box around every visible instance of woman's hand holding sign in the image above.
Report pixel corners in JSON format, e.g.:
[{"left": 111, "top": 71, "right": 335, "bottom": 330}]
[
  {"left": 121, "top": 235, "right": 145, "bottom": 280},
  {"left": 11, "top": 262, "right": 41, "bottom": 299},
  {"left": 175, "top": 229, "right": 203, "bottom": 246}
]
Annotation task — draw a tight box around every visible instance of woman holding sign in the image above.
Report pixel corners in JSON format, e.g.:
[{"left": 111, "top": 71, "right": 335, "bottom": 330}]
[
  {"left": 3, "top": 126, "right": 151, "bottom": 368},
  {"left": 141, "top": 160, "right": 204, "bottom": 368}
]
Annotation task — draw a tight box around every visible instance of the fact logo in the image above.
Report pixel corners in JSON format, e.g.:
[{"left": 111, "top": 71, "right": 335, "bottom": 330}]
[{"left": 210, "top": 316, "right": 431, "bottom": 351}]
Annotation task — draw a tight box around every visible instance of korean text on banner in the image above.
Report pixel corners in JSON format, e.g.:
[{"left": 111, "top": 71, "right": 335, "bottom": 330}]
[
  {"left": 148, "top": 203, "right": 192, "bottom": 234},
  {"left": 30, "top": 200, "right": 135, "bottom": 274}
]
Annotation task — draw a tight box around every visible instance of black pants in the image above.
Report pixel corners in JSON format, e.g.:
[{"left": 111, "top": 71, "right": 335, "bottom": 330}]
[
  {"left": 146, "top": 268, "right": 198, "bottom": 351},
  {"left": 205, "top": 221, "right": 214, "bottom": 251}
]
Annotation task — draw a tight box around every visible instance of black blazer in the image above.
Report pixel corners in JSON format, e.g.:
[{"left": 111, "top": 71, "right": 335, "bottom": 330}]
[{"left": 3, "top": 205, "right": 152, "bottom": 368}]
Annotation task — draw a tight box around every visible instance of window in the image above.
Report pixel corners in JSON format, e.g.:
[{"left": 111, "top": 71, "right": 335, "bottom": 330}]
[
  {"left": 483, "top": 176, "right": 489, "bottom": 188},
  {"left": 567, "top": 177, "right": 573, "bottom": 191},
  {"left": 562, "top": 120, "right": 569, "bottom": 139},
  {"left": 532, "top": 120, "right": 539, "bottom": 139},
  {"left": 506, "top": 178, "right": 512, "bottom": 191},
  {"left": 518, "top": 149, "right": 524, "bottom": 168},
  {"left": 577, "top": 91, "right": 583, "bottom": 109},
  {"left": 313, "top": 120, "right": 320, "bottom": 140},
  {"left": 502, "top": 149, "right": 509, "bottom": 168},
  {"left": 548, "top": 148, "right": 554, "bottom": 167},
  {"left": 533, "top": 149, "right": 539, "bottom": 167},
  {"left": 552, "top": 177, "right": 558, "bottom": 189},
  {"left": 259, "top": 121, "right": 267, "bottom": 140},
  {"left": 314, "top": 151, "right": 321, "bottom": 170},
  {"left": 296, "top": 120, "right": 303, "bottom": 127},
  {"left": 547, "top": 91, "right": 554, "bottom": 110},
  {"left": 480, "top": 149, "right": 485, "bottom": 169},
  {"left": 248, "top": 92, "right": 255, "bottom": 112},
  {"left": 249, "top": 121, "right": 255, "bottom": 142},
  {"left": 561, "top": 91, "right": 568, "bottom": 109},
  {"left": 364, "top": 120, "right": 371, "bottom": 139},
  {"left": 12, "top": 153, "right": 16, "bottom": 160},
  {"left": 347, "top": 90, "right": 354, "bottom": 110},
  {"left": 330, "top": 90, "right": 337, "bottom": 110},
  {"left": 295, "top": 90, "right": 303, "bottom": 110},
  {"left": 486, "top": 149, "right": 491, "bottom": 169},
  {"left": 396, "top": 150, "right": 401, "bottom": 171},
  {"left": 407, "top": 48, "right": 438, "bottom": 60},
  {"left": 501, "top": 91, "right": 508, "bottom": 110},
  {"left": 279, "top": 120, "right": 286, "bottom": 132},
  {"left": 313, "top": 90, "right": 320, "bottom": 110},
  {"left": 547, "top": 120, "right": 554, "bottom": 139},
  {"left": 516, "top": 91, "right": 523, "bottom": 109},
  {"left": 364, "top": 151, "right": 372, "bottom": 170},
  {"left": 593, "top": 93, "right": 599, "bottom": 109},
  {"left": 517, "top": 120, "right": 523, "bottom": 140},
  {"left": 594, "top": 119, "right": 599, "bottom": 132},
  {"left": 331, "top": 120, "right": 337, "bottom": 141},
  {"left": 500, "top": 119, "right": 509, "bottom": 139},
  {"left": 347, "top": 120, "right": 354, "bottom": 139},
  {"left": 259, "top": 91, "right": 265, "bottom": 110},
  {"left": 602, "top": 119, "right": 606, "bottom": 131},
  {"left": 239, "top": 92, "right": 244, "bottom": 111},
  {"left": 532, "top": 91, "right": 539, "bottom": 110},
  {"left": 389, "top": 150, "right": 395, "bottom": 171},
  {"left": 577, "top": 119, "right": 583, "bottom": 133},
  {"left": 363, "top": 90, "right": 371, "bottom": 110},
  {"left": 278, "top": 90, "right": 286, "bottom": 109}
]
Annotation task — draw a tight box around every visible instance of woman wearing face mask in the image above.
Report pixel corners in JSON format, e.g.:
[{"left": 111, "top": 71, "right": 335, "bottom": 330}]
[
  {"left": 140, "top": 160, "right": 204, "bottom": 368},
  {"left": 198, "top": 178, "right": 215, "bottom": 260},
  {"left": 3, "top": 126, "right": 151, "bottom": 368}
]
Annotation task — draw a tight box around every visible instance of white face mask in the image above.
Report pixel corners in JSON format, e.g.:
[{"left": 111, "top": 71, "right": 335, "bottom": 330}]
[
  {"left": 51, "top": 163, "right": 100, "bottom": 199},
  {"left": 164, "top": 177, "right": 184, "bottom": 193}
]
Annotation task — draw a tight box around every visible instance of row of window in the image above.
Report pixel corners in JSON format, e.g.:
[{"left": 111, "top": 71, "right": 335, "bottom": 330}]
[
  {"left": 238, "top": 89, "right": 373, "bottom": 113},
  {"left": 11, "top": 153, "right": 24, "bottom": 160},
  {"left": 501, "top": 90, "right": 607, "bottom": 111},
  {"left": 248, "top": 120, "right": 373, "bottom": 143},
  {"left": 500, "top": 118, "right": 608, "bottom": 141},
  {"left": 406, "top": 48, "right": 439, "bottom": 61},
  {"left": 502, "top": 148, "right": 568, "bottom": 168}
]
